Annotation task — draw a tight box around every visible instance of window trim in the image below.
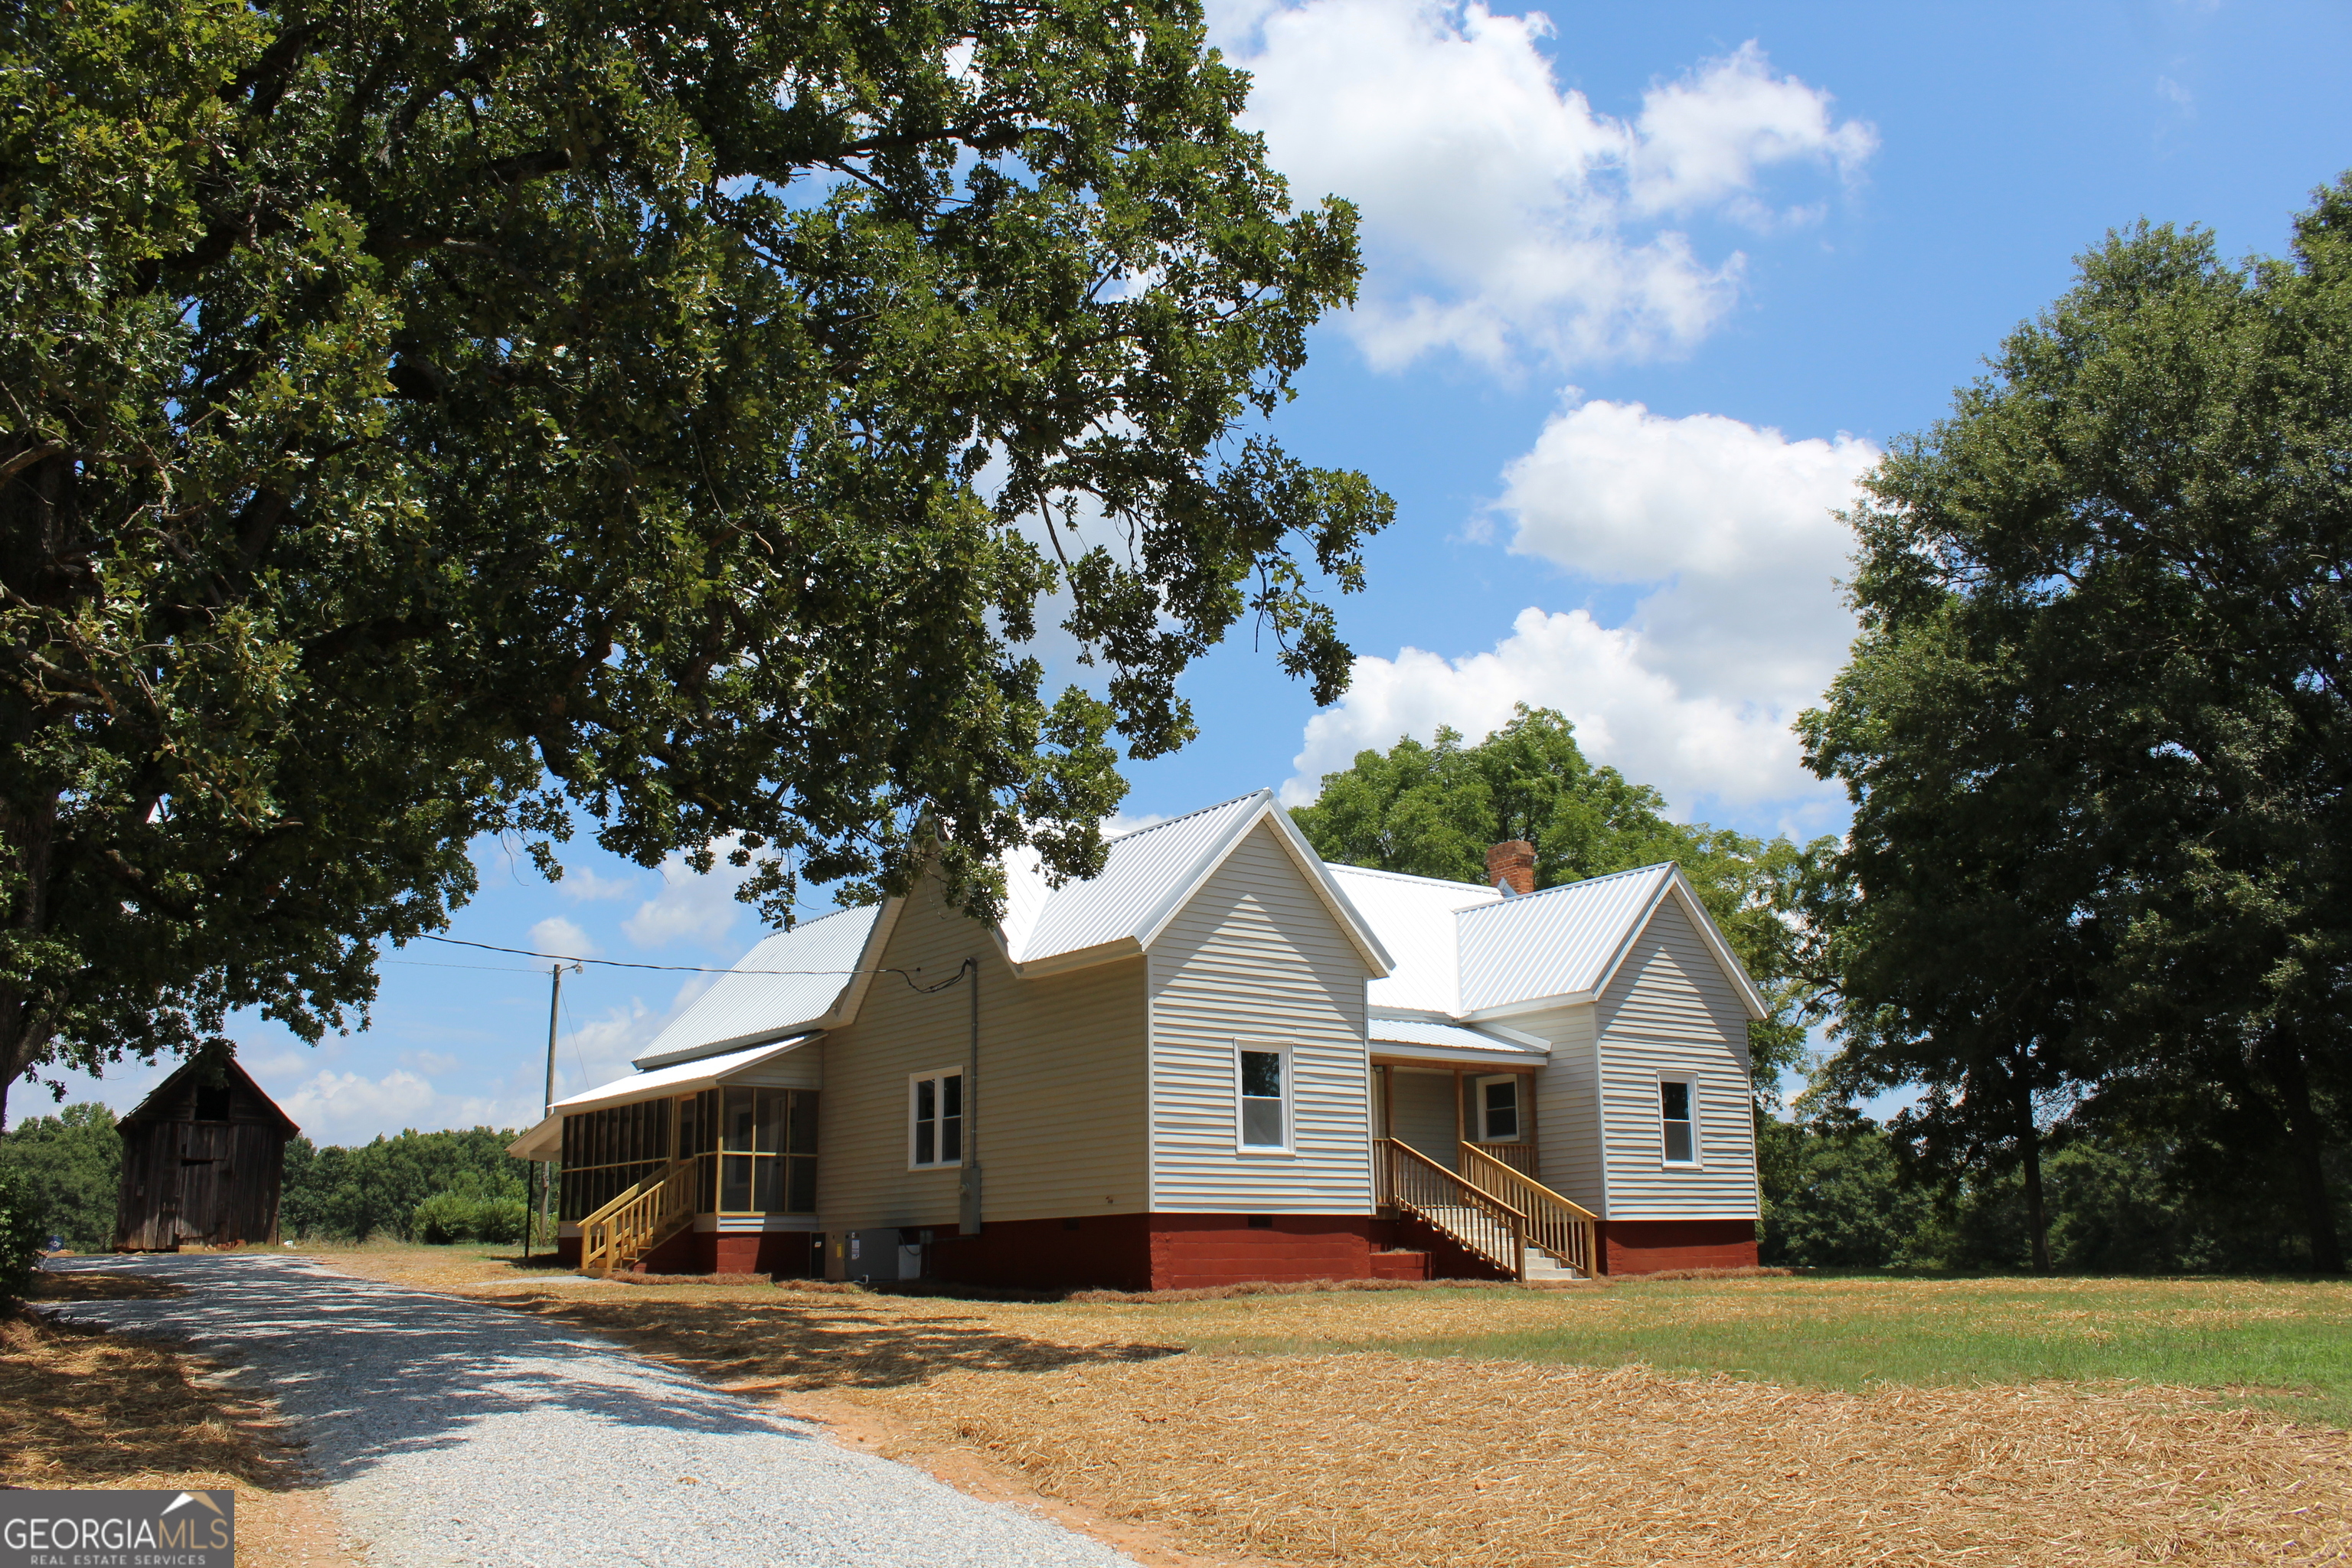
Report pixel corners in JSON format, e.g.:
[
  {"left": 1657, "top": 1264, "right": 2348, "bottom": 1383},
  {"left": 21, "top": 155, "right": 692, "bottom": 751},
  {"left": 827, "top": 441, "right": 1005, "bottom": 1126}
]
[
  {"left": 907, "top": 1067, "right": 965, "bottom": 1171},
  {"left": 1471, "top": 1073, "right": 1523, "bottom": 1144},
  {"left": 1658, "top": 1072, "right": 1702, "bottom": 1168},
  {"left": 1233, "top": 1039, "right": 1294, "bottom": 1156}
]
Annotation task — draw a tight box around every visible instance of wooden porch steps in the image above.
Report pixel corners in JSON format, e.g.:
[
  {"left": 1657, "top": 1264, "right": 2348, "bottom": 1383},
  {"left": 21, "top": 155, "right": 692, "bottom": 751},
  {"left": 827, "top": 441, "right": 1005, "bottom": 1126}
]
[
  {"left": 579, "top": 1157, "right": 697, "bottom": 1276},
  {"left": 1375, "top": 1140, "right": 1597, "bottom": 1283}
]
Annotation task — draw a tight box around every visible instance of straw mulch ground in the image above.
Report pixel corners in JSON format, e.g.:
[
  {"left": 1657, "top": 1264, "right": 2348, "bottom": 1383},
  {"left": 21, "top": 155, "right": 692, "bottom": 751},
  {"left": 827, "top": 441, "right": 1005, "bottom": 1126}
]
[
  {"left": 856, "top": 1351, "right": 2350, "bottom": 1566},
  {"left": 300, "top": 1248, "right": 2352, "bottom": 1565},
  {"left": 5, "top": 1273, "right": 358, "bottom": 1566}
]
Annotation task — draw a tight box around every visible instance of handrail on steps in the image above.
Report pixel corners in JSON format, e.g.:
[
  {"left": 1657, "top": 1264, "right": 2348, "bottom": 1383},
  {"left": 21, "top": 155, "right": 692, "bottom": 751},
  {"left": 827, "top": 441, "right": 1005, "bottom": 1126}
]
[
  {"left": 1375, "top": 1138, "right": 1529, "bottom": 1281},
  {"left": 1457, "top": 1142, "right": 1596, "bottom": 1279},
  {"left": 579, "top": 1155, "right": 697, "bottom": 1277}
]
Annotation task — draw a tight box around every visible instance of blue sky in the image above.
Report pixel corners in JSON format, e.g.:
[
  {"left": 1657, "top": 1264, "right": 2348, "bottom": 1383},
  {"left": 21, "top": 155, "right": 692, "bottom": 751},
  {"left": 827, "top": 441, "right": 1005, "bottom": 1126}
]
[{"left": 29, "top": 0, "right": 2352, "bottom": 1140}]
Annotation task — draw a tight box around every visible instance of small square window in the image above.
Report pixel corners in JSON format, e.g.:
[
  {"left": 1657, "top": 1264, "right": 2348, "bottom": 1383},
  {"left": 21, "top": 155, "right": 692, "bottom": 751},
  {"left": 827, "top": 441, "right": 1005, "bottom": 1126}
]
[{"left": 1475, "top": 1075, "right": 1521, "bottom": 1142}]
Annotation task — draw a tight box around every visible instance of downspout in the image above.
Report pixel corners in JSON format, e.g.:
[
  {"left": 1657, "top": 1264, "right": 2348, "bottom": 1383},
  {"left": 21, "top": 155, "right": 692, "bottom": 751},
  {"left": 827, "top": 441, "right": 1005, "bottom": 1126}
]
[{"left": 959, "top": 956, "right": 982, "bottom": 1236}]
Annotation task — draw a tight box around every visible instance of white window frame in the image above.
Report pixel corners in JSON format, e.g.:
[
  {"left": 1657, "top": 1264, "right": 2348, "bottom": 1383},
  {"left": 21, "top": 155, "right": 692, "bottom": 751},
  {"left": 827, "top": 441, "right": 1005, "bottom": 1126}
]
[
  {"left": 1233, "top": 1039, "right": 1293, "bottom": 1155},
  {"left": 1658, "top": 1072, "right": 1701, "bottom": 1168},
  {"left": 906, "top": 1067, "right": 965, "bottom": 1171},
  {"left": 1471, "top": 1073, "right": 1523, "bottom": 1144}
]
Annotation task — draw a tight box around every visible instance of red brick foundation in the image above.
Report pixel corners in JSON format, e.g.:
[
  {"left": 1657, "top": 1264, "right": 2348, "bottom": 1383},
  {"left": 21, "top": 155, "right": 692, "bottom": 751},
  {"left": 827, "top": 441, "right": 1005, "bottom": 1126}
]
[
  {"left": 926, "top": 1214, "right": 1156, "bottom": 1291},
  {"left": 551, "top": 1230, "right": 818, "bottom": 1276},
  {"left": 1368, "top": 1250, "right": 1430, "bottom": 1280},
  {"left": 1147, "top": 1214, "right": 1383, "bottom": 1291},
  {"left": 1383, "top": 1212, "right": 1514, "bottom": 1282},
  {"left": 1594, "top": 1218, "right": 1757, "bottom": 1276}
]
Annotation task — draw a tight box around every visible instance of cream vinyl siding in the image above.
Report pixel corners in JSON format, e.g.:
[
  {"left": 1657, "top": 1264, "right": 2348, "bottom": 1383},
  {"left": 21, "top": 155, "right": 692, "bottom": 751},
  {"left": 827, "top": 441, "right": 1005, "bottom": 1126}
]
[
  {"left": 1384, "top": 1067, "right": 1459, "bottom": 1163},
  {"left": 1593, "top": 897, "right": 1757, "bottom": 1220},
  {"left": 818, "top": 877, "right": 1148, "bottom": 1231},
  {"left": 727, "top": 1054, "right": 821, "bottom": 1091},
  {"left": 1148, "top": 821, "right": 1375, "bottom": 1213},
  {"left": 1500, "top": 1002, "right": 1602, "bottom": 1213}
]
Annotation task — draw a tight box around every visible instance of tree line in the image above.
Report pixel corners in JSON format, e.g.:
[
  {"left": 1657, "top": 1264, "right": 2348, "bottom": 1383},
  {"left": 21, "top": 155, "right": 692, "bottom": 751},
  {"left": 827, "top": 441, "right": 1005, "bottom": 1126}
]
[{"left": 0, "top": 1105, "right": 545, "bottom": 1250}]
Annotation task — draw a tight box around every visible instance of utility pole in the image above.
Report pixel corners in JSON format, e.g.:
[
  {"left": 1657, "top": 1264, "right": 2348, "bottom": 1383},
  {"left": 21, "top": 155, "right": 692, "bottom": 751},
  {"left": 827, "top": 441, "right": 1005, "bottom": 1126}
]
[{"left": 533, "top": 960, "right": 577, "bottom": 1260}]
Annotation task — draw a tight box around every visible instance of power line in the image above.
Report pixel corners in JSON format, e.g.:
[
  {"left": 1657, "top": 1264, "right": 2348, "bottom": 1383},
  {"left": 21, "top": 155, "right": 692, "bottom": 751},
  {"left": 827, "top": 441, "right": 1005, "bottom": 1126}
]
[
  {"left": 413, "top": 932, "right": 973, "bottom": 994},
  {"left": 416, "top": 932, "right": 861, "bottom": 975}
]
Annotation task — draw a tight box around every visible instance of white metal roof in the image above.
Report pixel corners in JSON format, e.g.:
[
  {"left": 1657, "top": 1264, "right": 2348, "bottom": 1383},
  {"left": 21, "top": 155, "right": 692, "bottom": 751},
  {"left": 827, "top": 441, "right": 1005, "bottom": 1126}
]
[
  {"left": 1004, "top": 793, "right": 1263, "bottom": 963},
  {"left": 1455, "top": 864, "right": 1677, "bottom": 1014},
  {"left": 631, "top": 903, "right": 882, "bottom": 1069},
  {"left": 1454, "top": 863, "right": 1768, "bottom": 1020},
  {"left": 504, "top": 1034, "right": 818, "bottom": 1159},
  {"left": 1367, "top": 1017, "right": 1547, "bottom": 1065},
  {"left": 1001, "top": 789, "right": 1392, "bottom": 977},
  {"left": 1325, "top": 864, "right": 1500, "bottom": 1014},
  {"left": 1328, "top": 859, "right": 1766, "bottom": 1022}
]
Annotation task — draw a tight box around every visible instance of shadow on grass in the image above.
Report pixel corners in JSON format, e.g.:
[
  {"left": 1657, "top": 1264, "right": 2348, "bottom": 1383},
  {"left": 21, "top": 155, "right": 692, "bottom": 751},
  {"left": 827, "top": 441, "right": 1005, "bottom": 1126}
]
[
  {"left": 2, "top": 1305, "right": 305, "bottom": 1489},
  {"left": 503, "top": 1292, "right": 1186, "bottom": 1392}
]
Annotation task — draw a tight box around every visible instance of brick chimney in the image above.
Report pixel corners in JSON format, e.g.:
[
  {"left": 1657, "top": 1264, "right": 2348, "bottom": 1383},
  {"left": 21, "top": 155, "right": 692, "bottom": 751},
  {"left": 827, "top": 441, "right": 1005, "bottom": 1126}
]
[{"left": 1485, "top": 840, "right": 1537, "bottom": 897}]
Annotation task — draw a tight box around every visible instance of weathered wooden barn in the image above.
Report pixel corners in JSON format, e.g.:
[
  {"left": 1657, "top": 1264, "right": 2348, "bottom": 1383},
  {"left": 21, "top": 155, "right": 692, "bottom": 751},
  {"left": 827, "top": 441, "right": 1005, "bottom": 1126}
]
[{"left": 114, "top": 1054, "right": 299, "bottom": 1250}]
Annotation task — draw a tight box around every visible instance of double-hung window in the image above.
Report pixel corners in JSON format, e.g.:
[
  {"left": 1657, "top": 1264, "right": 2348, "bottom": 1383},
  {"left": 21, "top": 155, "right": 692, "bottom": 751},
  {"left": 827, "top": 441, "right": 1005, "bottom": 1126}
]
[
  {"left": 1472, "top": 1074, "right": 1521, "bottom": 1142},
  {"left": 1660, "top": 1077, "right": 1699, "bottom": 1165},
  {"left": 1236, "top": 1042, "right": 1290, "bottom": 1152},
  {"left": 909, "top": 1070, "right": 964, "bottom": 1168}
]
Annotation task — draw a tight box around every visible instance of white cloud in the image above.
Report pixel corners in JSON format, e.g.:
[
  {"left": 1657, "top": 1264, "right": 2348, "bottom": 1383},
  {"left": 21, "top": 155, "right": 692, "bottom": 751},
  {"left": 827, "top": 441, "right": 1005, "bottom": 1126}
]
[
  {"left": 1494, "top": 398, "right": 1879, "bottom": 700},
  {"left": 1223, "top": 6, "right": 1874, "bottom": 370},
  {"left": 554, "top": 864, "right": 641, "bottom": 903},
  {"left": 621, "top": 841, "right": 753, "bottom": 949},
  {"left": 1285, "top": 400, "right": 1878, "bottom": 831},
  {"left": 271, "top": 1067, "right": 546, "bottom": 1138},
  {"left": 528, "top": 916, "right": 600, "bottom": 961},
  {"left": 1627, "top": 44, "right": 1877, "bottom": 220}
]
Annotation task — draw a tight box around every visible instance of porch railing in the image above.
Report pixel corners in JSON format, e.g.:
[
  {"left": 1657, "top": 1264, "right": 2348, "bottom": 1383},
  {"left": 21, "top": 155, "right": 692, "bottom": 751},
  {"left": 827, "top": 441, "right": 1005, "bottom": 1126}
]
[
  {"left": 1459, "top": 1142, "right": 1596, "bottom": 1277},
  {"left": 579, "top": 1155, "right": 697, "bottom": 1276},
  {"left": 1375, "top": 1138, "right": 1527, "bottom": 1280},
  {"left": 1468, "top": 1142, "right": 1540, "bottom": 1178}
]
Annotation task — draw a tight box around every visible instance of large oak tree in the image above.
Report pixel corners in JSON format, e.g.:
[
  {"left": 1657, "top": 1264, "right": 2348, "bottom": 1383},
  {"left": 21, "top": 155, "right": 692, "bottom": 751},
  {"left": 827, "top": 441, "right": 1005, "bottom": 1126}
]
[
  {"left": 1802, "top": 181, "right": 2352, "bottom": 1271},
  {"left": 0, "top": 0, "right": 1390, "bottom": 1119}
]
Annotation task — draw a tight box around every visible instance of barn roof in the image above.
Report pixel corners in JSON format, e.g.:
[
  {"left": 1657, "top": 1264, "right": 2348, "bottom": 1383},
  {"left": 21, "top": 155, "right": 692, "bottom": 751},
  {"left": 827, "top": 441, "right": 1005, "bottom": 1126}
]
[{"left": 119, "top": 1054, "right": 299, "bottom": 1135}]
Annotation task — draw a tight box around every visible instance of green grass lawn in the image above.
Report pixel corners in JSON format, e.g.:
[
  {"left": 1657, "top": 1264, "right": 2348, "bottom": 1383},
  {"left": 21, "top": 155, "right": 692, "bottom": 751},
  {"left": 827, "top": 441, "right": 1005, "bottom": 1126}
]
[{"left": 1183, "top": 1274, "right": 2352, "bottom": 1426}]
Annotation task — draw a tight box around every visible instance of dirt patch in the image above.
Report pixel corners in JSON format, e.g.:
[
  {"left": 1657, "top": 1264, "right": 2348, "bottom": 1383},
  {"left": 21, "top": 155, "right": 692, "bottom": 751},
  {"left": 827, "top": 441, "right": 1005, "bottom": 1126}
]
[{"left": 2, "top": 1298, "right": 358, "bottom": 1566}]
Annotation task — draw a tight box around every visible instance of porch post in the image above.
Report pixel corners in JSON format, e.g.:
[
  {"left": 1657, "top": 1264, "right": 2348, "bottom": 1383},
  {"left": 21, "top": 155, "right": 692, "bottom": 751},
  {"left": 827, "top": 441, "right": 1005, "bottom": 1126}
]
[{"left": 1452, "top": 1067, "right": 1467, "bottom": 1168}]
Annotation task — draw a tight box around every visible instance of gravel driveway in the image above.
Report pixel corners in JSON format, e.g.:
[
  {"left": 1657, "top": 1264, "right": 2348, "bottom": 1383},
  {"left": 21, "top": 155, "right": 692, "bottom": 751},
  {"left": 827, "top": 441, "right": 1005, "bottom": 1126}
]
[{"left": 41, "top": 1253, "right": 1135, "bottom": 1568}]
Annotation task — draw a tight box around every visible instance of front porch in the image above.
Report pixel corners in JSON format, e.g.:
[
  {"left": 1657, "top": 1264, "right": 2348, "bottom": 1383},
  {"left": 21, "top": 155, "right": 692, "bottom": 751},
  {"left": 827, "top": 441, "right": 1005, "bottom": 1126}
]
[
  {"left": 1371, "top": 1054, "right": 1598, "bottom": 1282},
  {"left": 506, "top": 1037, "right": 824, "bottom": 1278}
]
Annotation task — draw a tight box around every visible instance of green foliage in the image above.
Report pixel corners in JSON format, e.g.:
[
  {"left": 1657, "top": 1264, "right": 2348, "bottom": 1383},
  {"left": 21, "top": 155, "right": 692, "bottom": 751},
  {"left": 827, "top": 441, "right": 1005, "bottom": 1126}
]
[
  {"left": 1288, "top": 706, "right": 1835, "bottom": 1090},
  {"left": 0, "top": 0, "right": 1390, "bottom": 1119},
  {"left": 411, "top": 1175, "right": 529, "bottom": 1246},
  {"left": 0, "top": 1102, "right": 122, "bottom": 1250},
  {"left": 1758, "top": 1110, "right": 1943, "bottom": 1269},
  {"left": 1759, "top": 1102, "right": 2352, "bottom": 1275},
  {"left": 1800, "top": 176, "right": 2352, "bottom": 1271},
  {"left": 282, "top": 1128, "right": 534, "bottom": 1244},
  {"left": 0, "top": 1162, "right": 42, "bottom": 1302}
]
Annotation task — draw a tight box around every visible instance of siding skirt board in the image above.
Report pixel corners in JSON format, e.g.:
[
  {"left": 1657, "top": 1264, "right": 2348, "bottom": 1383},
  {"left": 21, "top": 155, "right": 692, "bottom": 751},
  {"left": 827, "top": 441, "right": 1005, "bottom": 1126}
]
[{"left": 1594, "top": 1217, "right": 1757, "bottom": 1276}]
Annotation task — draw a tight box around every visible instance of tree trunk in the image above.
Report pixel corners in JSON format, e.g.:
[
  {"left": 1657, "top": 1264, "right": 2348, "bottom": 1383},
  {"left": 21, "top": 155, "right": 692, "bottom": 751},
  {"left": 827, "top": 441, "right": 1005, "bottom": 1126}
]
[
  {"left": 1, "top": 437, "right": 77, "bottom": 1135},
  {"left": 2016, "top": 1073, "right": 2052, "bottom": 1274},
  {"left": 2259, "top": 1022, "right": 2344, "bottom": 1274}
]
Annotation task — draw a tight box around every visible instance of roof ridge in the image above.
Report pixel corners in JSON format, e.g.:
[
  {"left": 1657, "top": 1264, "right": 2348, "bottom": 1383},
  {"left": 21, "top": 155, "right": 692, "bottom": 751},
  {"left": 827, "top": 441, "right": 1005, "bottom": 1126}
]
[
  {"left": 1324, "top": 861, "right": 1505, "bottom": 894},
  {"left": 1455, "top": 860, "right": 1675, "bottom": 916},
  {"left": 1101, "top": 787, "right": 1269, "bottom": 845}
]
